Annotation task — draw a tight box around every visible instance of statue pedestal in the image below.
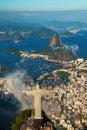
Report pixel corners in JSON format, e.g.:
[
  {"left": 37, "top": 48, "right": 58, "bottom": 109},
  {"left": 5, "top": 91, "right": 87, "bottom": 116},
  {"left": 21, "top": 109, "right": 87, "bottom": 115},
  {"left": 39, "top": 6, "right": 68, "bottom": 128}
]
[{"left": 34, "top": 118, "right": 43, "bottom": 127}]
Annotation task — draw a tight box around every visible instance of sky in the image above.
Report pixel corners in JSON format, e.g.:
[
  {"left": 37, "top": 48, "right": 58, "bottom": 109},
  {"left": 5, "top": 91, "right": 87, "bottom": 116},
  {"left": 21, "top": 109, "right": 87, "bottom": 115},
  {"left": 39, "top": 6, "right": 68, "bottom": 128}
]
[{"left": 0, "top": 0, "right": 87, "bottom": 11}]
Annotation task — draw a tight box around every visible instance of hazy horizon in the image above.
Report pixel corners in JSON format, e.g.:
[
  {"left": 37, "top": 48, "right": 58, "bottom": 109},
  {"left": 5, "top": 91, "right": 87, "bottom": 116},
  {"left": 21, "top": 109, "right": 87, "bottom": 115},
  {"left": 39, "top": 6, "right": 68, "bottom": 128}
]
[
  {"left": 0, "top": 0, "right": 87, "bottom": 11},
  {"left": 0, "top": 0, "right": 87, "bottom": 23},
  {"left": 0, "top": 10, "right": 87, "bottom": 23}
]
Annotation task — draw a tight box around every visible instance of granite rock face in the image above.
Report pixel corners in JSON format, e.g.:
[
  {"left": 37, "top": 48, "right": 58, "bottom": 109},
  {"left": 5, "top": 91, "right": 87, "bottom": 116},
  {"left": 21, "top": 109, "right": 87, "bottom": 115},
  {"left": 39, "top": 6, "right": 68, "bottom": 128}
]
[{"left": 49, "top": 34, "right": 62, "bottom": 47}]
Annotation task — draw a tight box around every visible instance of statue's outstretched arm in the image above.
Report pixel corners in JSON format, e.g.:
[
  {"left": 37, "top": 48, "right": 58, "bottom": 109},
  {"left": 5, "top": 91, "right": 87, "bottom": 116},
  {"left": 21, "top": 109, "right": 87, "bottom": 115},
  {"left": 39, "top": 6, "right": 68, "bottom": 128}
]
[{"left": 22, "top": 90, "right": 35, "bottom": 96}]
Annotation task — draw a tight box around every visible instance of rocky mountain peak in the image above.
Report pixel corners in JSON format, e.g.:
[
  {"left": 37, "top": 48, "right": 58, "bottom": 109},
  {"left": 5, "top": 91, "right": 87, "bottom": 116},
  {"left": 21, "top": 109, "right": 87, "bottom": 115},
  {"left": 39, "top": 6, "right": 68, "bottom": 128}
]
[{"left": 49, "top": 33, "right": 62, "bottom": 47}]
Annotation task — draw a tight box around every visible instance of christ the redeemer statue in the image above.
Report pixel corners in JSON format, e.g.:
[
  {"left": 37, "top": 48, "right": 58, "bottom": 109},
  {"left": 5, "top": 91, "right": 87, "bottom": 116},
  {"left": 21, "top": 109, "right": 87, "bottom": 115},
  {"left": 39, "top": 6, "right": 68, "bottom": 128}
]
[{"left": 22, "top": 84, "right": 52, "bottom": 120}]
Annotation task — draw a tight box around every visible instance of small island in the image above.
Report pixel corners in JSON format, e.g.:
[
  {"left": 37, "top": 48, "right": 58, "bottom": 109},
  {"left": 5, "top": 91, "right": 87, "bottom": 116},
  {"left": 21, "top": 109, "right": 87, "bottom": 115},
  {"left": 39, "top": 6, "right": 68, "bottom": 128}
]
[
  {"left": 0, "top": 65, "right": 9, "bottom": 74},
  {"left": 6, "top": 47, "right": 20, "bottom": 55}
]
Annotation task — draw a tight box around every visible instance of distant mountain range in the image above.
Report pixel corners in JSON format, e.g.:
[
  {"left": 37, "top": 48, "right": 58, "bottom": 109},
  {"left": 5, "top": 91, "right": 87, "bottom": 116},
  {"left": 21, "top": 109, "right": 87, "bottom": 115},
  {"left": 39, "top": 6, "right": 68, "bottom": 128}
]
[
  {"left": 43, "top": 20, "right": 87, "bottom": 28},
  {"left": 0, "top": 20, "right": 87, "bottom": 42},
  {"left": 0, "top": 28, "right": 55, "bottom": 41}
]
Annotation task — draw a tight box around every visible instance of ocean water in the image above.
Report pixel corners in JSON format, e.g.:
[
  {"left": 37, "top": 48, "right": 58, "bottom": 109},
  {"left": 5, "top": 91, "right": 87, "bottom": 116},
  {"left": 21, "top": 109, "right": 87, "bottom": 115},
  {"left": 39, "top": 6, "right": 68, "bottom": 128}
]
[
  {"left": 0, "top": 11, "right": 87, "bottom": 23},
  {"left": 0, "top": 30, "right": 87, "bottom": 79},
  {"left": 0, "top": 38, "right": 61, "bottom": 79},
  {"left": 0, "top": 38, "right": 50, "bottom": 67},
  {"left": 62, "top": 30, "right": 87, "bottom": 59}
]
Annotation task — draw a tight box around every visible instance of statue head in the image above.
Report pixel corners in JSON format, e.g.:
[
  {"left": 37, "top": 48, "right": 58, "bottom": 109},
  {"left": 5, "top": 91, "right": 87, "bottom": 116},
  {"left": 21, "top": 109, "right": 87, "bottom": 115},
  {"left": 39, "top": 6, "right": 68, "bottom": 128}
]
[{"left": 36, "top": 84, "right": 40, "bottom": 90}]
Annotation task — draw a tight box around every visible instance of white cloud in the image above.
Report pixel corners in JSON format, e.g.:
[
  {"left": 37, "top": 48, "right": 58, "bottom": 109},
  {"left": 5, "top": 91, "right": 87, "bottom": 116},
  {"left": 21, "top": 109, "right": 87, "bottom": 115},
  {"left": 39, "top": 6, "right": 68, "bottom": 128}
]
[
  {"left": 64, "top": 44, "right": 79, "bottom": 56},
  {"left": 5, "top": 69, "right": 34, "bottom": 110}
]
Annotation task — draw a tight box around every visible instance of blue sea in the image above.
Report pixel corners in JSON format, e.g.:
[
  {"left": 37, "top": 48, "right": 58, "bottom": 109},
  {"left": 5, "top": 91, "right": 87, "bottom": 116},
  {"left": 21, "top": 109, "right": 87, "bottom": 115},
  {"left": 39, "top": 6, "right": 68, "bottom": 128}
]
[
  {"left": 0, "top": 38, "right": 61, "bottom": 79},
  {"left": 62, "top": 30, "right": 87, "bottom": 59},
  {"left": 0, "top": 30, "right": 87, "bottom": 79}
]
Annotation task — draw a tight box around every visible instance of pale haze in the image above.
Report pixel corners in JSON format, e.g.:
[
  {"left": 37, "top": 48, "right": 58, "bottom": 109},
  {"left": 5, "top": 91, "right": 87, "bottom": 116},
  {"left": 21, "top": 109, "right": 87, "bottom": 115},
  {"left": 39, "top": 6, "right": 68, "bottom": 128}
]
[{"left": 0, "top": 0, "right": 87, "bottom": 11}]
